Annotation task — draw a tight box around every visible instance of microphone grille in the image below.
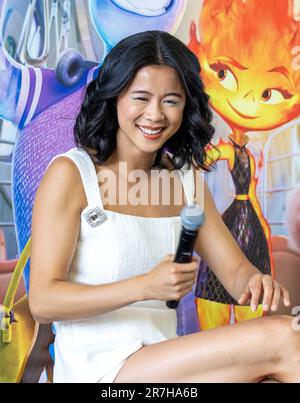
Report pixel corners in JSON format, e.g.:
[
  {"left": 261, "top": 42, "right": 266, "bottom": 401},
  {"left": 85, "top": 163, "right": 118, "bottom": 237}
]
[{"left": 181, "top": 204, "right": 205, "bottom": 230}]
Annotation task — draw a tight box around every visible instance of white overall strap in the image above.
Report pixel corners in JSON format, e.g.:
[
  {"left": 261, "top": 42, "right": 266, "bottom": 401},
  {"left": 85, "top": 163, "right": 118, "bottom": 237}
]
[
  {"left": 45, "top": 148, "right": 103, "bottom": 208},
  {"left": 178, "top": 163, "right": 195, "bottom": 206},
  {"left": 67, "top": 148, "right": 104, "bottom": 208}
]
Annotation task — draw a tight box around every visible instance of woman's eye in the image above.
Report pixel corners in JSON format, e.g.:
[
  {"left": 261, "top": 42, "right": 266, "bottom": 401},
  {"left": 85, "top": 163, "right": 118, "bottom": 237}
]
[
  {"left": 210, "top": 62, "right": 238, "bottom": 92},
  {"left": 134, "top": 97, "right": 148, "bottom": 101},
  {"left": 133, "top": 98, "right": 178, "bottom": 105},
  {"left": 260, "top": 88, "right": 293, "bottom": 105}
]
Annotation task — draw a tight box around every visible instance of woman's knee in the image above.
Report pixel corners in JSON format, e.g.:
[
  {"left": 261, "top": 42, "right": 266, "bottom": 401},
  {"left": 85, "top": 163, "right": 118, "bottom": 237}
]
[
  {"left": 266, "top": 315, "right": 300, "bottom": 363},
  {"left": 263, "top": 315, "right": 300, "bottom": 382},
  {"left": 250, "top": 316, "right": 294, "bottom": 365}
]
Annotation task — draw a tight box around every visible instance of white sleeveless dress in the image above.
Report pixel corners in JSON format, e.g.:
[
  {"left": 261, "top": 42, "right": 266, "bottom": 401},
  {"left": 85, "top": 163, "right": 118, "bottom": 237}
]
[{"left": 48, "top": 147, "right": 195, "bottom": 383}]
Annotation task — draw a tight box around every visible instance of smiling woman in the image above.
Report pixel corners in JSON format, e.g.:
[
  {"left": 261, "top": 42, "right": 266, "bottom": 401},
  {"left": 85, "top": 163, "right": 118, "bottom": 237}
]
[
  {"left": 74, "top": 30, "right": 215, "bottom": 172},
  {"left": 29, "top": 30, "right": 217, "bottom": 383},
  {"left": 29, "top": 29, "right": 300, "bottom": 384}
]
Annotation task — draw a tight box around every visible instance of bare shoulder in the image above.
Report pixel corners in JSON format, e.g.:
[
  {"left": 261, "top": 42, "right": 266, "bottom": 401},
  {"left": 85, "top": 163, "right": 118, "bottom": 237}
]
[
  {"left": 34, "top": 156, "right": 87, "bottom": 214},
  {"left": 192, "top": 167, "right": 218, "bottom": 216}
]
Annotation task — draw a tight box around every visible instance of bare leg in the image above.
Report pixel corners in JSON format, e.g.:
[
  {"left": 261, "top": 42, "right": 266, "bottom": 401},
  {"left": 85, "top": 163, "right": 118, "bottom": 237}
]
[{"left": 114, "top": 315, "right": 300, "bottom": 383}]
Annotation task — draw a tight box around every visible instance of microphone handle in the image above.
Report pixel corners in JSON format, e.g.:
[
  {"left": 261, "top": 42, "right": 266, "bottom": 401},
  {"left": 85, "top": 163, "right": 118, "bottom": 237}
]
[{"left": 166, "top": 228, "right": 199, "bottom": 309}]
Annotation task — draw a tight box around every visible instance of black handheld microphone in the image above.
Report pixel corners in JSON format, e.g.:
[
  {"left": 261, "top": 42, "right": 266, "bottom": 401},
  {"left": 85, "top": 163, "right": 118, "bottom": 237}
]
[{"left": 166, "top": 204, "right": 205, "bottom": 309}]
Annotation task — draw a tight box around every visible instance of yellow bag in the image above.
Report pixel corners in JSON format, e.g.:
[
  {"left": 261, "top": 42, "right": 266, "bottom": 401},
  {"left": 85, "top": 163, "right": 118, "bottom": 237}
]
[{"left": 0, "top": 239, "right": 53, "bottom": 383}]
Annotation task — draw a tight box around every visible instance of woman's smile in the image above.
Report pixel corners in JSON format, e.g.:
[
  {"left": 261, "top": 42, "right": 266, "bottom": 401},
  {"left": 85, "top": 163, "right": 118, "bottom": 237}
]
[{"left": 136, "top": 124, "right": 167, "bottom": 140}]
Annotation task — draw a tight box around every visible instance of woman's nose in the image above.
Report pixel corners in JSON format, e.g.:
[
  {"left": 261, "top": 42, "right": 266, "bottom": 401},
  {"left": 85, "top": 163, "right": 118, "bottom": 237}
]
[{"left": 144, "top": 101, "right": 165, "bottom": 121}]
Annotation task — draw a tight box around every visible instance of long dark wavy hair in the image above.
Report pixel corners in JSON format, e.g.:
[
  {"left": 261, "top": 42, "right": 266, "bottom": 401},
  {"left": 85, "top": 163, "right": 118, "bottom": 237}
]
[{"left": 74, "top": 30, "right": 217, "bottom": 171}]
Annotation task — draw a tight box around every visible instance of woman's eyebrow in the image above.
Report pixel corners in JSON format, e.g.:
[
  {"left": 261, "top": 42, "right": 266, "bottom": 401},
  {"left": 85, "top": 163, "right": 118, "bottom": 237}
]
[{"left": 131, "top": 90, "right": 183, "bottom": 98}]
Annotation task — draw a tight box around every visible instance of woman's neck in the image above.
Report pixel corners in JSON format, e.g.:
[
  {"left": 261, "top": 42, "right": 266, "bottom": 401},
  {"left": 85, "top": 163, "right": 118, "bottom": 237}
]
[{"left": 97, "top": 135, "right": 157, "bottom": 177}]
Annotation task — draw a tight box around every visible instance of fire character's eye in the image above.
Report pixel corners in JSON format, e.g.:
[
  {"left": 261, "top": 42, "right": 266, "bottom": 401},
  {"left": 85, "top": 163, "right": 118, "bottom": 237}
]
[
  {"left": 261, "top": 88, "right": 293, "bottom": 105},
  {"left": 210, "top": 62, "right": 238, "bottom": 92}
]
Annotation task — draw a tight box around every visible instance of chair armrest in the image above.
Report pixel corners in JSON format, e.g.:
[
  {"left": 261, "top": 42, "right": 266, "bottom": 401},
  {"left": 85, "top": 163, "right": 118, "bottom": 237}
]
[
  {"left": 0, "top": 259, "right": 18, "bottom": 274},
  {"left": 271, "top": 235, "right": 300, "bottom": 257}
]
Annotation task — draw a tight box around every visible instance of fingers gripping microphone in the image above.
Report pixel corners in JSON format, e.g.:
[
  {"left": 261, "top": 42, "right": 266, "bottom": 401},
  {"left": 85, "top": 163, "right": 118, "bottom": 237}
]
[{"left": 166, "top": 204, "right": 205, "bottom": 309}]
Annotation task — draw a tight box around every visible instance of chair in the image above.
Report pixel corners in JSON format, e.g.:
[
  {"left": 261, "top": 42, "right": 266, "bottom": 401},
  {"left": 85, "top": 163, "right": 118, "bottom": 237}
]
[{"left": 271, "top": 235, "right": 300, "bottom": 315}]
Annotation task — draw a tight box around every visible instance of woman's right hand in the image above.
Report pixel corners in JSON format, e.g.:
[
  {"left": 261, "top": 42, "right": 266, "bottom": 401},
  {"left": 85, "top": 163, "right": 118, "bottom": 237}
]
[{"left": 144, "top": 254, "right": 200, "bottom": 301}]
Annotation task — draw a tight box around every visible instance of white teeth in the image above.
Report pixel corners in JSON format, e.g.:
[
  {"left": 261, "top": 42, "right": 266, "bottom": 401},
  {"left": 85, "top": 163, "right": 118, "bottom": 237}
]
[{"left": 138, "top": 126, "right": 163, "bottom": 135}]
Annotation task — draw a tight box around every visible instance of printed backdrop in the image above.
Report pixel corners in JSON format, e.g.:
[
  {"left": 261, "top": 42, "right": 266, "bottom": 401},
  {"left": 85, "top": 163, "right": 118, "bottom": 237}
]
[{"left": 0, "top": 0, "right": 299, "bottom": 378}]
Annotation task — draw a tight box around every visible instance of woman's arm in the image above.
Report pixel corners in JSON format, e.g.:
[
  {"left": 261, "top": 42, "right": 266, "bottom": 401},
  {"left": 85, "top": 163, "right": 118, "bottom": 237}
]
[
  {"left": 29, "top": 157, "right": 147, "bottom": 324},
  {"left": 194, "top": 180, "right": 290, "bottom": 311},
  {"left": 248, "top": 153, "right": 271, "bottom": 241}
]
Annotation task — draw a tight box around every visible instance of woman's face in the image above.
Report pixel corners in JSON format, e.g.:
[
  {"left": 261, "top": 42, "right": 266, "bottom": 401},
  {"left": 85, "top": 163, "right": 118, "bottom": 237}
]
[{"left": 116, "top": 65, "right": 186, "bottom": 155}]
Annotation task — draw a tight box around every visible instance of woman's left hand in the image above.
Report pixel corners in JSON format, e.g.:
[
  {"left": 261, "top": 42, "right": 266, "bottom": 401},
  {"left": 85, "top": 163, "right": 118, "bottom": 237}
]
[{"left": 238, "top": 274, "right": 291, "bottom": 312}]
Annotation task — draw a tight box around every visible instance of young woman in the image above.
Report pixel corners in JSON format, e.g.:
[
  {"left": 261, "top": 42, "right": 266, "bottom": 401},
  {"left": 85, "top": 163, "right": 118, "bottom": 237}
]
[{"left": 29, "top": 30, "right": 299, "bottom": 383}]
